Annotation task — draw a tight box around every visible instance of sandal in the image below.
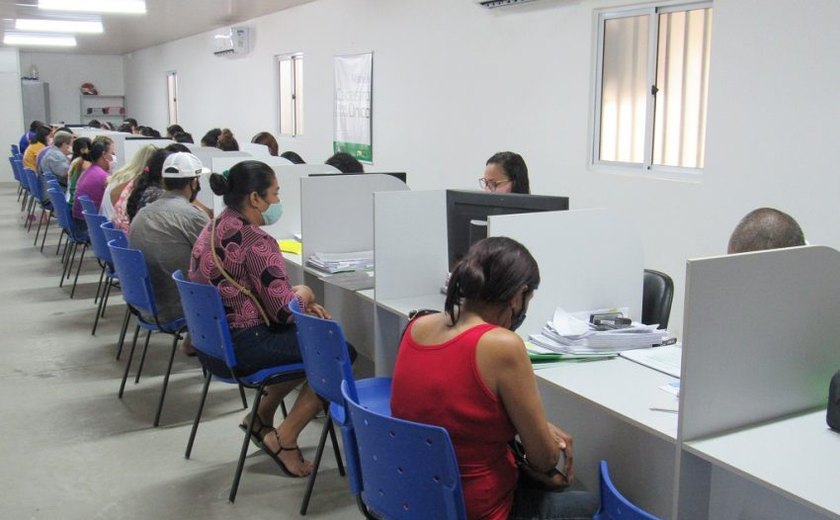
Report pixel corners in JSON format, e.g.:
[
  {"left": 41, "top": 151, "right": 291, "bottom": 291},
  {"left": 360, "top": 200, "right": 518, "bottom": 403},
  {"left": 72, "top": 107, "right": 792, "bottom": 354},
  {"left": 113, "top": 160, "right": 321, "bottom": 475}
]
[
  {"left": 238, "top": 414, "right": 273, "bottom": 448},
  {"left": 261, "top": 431, "right": 308, "bottom": 478}
]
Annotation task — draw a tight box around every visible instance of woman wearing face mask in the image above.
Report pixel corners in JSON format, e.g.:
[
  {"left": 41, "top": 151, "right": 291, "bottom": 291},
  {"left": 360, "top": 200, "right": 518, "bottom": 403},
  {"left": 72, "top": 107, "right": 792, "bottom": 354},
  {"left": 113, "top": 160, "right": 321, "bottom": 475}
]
[
  {"left": 189, "top": 160, "right": 336, "bottom": 478},
  {"left": 72, "top": 135, "right": 115, "bottom": 228},
  {"left": 391, "top": 237, "right": 598, "bottom": 520}
]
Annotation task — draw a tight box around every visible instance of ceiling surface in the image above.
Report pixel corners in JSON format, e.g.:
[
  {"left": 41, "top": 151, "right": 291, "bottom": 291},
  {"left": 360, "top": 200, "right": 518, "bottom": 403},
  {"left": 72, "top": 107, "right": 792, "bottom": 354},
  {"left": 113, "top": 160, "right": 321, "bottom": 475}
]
[{"left": 0, "top": 0, "right": 316, "bottom": 55}]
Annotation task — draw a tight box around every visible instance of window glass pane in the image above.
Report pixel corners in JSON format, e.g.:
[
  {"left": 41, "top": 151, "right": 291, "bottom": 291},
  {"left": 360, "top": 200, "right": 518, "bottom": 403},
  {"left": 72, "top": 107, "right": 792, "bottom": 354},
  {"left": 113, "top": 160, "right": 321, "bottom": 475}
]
[
  {"left": 166, "top": 72, "right": 178, "bottom": 126},
  {"left": 278, "top": 59, "right": 294, "bottom": 135},
  {"left": 294, "top": 56, "right": 304, "bottom": 136},
  {"left": 653, "top": 7, "right": 712, "bottom": 168},
  {"left": 599, "top": 14, "right": 649, "bottom": 164}
]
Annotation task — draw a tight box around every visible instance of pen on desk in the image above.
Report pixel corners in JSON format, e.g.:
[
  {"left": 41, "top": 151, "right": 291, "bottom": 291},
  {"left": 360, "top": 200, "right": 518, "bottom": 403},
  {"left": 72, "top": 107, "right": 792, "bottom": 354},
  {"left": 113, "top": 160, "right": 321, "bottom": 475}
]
[{"left": 649, "top": 407, "right": 679, "bottom": 413}]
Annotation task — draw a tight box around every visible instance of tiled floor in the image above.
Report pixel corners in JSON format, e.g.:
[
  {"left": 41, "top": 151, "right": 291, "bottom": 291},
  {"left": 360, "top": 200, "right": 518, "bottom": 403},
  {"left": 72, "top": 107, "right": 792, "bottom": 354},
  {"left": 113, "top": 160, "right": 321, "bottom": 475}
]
[{"left": 0, "top": 184, "right": 362, "bottom": 519}]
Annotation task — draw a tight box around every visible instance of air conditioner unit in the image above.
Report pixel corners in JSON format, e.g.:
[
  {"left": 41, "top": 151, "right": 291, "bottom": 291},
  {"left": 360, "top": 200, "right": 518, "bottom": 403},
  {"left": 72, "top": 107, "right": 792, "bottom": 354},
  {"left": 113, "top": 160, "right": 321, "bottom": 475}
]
[
  {"left": 213, "top": 26, "right": 250, "bottom": 57},
  {"left": 473, "top": 0, "right": 542, "bottom": 8}
]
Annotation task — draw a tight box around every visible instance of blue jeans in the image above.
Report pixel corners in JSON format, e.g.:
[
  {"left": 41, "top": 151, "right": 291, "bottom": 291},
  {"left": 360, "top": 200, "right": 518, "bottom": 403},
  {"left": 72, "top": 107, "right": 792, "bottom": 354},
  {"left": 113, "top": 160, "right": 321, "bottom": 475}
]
[{"left": 508, "top": 482, "right": 599, "bottom": 520}]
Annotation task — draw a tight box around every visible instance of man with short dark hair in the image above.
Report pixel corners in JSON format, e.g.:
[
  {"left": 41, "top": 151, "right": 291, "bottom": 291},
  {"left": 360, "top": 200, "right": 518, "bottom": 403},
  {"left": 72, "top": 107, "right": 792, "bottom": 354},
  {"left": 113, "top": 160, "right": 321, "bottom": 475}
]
[
  {"left": 129, "top": 153, "right": 209, "bottom": 327},
  {"left": 727, "top": 207, "right": 805, "bottom": 254}
]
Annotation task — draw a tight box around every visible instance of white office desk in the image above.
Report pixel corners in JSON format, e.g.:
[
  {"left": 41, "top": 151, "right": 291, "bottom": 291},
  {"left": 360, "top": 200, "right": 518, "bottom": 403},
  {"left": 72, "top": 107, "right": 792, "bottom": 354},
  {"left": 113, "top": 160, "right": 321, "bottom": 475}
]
[
  {"left": 682, "top": 410, "right": 840, "bottom": 520},
  {"left": 375, "top": 293, "right": 445, "bottom": 319},
  {"left": 536, "top": 357, "right": 679, "bottom": 518}
]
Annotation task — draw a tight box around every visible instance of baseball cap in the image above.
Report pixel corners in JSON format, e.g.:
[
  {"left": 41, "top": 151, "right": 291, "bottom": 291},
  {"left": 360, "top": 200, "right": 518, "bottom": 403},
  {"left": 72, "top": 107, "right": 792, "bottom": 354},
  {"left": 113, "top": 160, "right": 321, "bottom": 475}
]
[{"left": 162, "top": 152, "right": 210, "bottom": 178}]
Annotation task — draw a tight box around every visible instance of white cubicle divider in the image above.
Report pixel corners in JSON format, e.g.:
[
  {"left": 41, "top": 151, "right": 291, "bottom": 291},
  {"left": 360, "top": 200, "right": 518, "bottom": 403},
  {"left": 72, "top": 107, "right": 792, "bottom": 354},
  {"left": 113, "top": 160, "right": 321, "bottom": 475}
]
[
  {"left": 373, "top": 189, "right": 448, "bottom": 375},
  {"left": 238, "top": 142, "right": 270, "bottom": 157},
  {"left": 300, "top": 173, "right": 409, "bottom": 262},
  {"left": 123, "top": 137, "right": 174, "bottom": 167},
  {"left": 675, "top": 245, "right": 840, "bottom": 520},
  {"left": 488, "top": 208, "right": 644, "bottom": 338}
]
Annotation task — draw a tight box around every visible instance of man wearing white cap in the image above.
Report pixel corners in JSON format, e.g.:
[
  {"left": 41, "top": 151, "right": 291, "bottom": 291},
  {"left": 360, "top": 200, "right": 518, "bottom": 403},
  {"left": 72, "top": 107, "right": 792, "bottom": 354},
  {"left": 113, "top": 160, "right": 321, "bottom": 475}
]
[{"left": 129, "top": 152, "right": 210, "bottom": 330}]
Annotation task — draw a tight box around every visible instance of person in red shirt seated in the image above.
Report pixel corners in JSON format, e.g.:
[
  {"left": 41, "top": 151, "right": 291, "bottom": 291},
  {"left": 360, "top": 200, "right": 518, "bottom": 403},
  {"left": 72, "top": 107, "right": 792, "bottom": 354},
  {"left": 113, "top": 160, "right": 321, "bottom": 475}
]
[{"left": 391, "top": 237, "right": 598, "bottom": 520}]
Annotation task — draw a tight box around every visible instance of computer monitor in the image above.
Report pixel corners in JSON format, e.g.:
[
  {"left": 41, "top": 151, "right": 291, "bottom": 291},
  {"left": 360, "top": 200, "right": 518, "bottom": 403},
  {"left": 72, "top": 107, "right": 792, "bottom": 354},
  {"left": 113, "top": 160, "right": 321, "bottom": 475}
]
[{"left": 446, "top": 190, "right": 569, "bottom": 270}]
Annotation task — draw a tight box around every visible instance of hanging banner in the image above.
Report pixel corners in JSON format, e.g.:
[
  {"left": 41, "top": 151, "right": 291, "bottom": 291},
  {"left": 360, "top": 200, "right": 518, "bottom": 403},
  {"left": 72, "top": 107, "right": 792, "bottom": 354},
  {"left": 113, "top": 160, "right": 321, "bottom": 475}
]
[{"left": 334, "top": 52, "right": 373, "bottom": 162}]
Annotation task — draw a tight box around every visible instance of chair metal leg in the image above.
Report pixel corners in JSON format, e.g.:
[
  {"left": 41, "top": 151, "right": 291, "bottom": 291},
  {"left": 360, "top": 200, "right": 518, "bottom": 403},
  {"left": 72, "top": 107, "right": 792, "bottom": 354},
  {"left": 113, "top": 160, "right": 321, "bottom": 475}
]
[
  {"left": 185, "top": 371, "right": 213, "bottom": 459},
  {"left": 55, "top": 230, "right": 64, "bottom": 256},
  {"left": 238, "top": 384, "right": 248, "bottom": 409},
  {"left": 135, "top": 330, "right": 152, "bottom": 384},
  {"left": 118, "top": 324, "right": 141, "bottom": 399},
  {"left": 70, "top": 243, "right": 87, "bottom": 298},
  {"left": 91, "top": 275, "right": 110, "bottom": 336},
  {"left": 300, "top": 407, "right": 333, "bottom": 515},
  {"left": 100, "top": 279, "right": 114, "bottom": 318},
  {"left": 33, "top": 208, "right": 45, "bottom": 246},
  {"left": 116, "top": 307, "right": 131, "bottom": 360},
  {"left": 61, "top": 241, "right": 78, "bottom": 286},
  {"left": 230, "top": 383, "right": 266, "bottom": 503},
  {"left": 280, "top": 398, "right": 288, "bottom": 419},
  {"left": 153, "top": 332, "right": 182, "bottom": 427},
  {"left": 39, "top": 211, "right": 52, "bottom": 252},
  {"left": 93, "top": 265, "right": 105, "bottom": 304},
  {"left": 328, "top": 415, "right": 345, "bottom": 477}
]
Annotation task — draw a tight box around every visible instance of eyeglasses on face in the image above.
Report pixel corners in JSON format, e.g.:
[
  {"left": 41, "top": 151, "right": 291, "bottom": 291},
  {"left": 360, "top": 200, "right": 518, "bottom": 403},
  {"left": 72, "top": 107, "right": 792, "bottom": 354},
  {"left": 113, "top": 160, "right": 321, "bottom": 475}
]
[{"left": 478, "top": 177, "right": 512, "bottom": 192}]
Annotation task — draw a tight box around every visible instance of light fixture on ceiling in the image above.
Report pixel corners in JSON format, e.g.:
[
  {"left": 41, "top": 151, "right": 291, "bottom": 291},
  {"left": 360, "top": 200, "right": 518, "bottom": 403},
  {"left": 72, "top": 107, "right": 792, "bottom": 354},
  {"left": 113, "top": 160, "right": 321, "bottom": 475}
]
[
  {"left": 15, "top": 18, "right": 104, "bottom": 34},
  {"left": 3, "top": 32, "right": 77, "bottom": 47},
  {"left": 38, "top": 0, "right": 147, "bottom": 15}
]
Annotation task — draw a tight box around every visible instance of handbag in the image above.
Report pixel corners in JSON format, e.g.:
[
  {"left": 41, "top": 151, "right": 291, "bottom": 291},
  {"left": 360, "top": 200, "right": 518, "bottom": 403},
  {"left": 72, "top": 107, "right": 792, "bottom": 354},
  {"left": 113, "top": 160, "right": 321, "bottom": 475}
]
[{"left": 828, "top": 370, "right": 840, "bottom": 431}]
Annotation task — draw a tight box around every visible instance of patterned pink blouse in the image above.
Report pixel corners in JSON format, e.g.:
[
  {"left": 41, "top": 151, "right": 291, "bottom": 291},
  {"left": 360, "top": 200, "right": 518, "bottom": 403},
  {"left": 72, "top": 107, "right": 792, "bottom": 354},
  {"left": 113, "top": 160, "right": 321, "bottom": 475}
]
[
  {"left": 189, "top": 208, "right": 303, "bottom": 330},
  {"left": 112, "top": 178, "right": 136, "bottom": 233}
]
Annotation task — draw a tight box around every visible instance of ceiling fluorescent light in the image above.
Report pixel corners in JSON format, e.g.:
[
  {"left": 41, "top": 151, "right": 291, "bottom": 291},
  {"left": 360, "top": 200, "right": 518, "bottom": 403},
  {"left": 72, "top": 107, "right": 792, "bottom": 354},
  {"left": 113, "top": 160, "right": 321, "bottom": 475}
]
[
  {"left": 15, "top": 19, "right": 103, "bottom": 33},
  {"left": 3, "top": 32, "right": 77, "bottom": 47},
  {"left": 38, "top": 0, "right": 146, "bottom": 15}
]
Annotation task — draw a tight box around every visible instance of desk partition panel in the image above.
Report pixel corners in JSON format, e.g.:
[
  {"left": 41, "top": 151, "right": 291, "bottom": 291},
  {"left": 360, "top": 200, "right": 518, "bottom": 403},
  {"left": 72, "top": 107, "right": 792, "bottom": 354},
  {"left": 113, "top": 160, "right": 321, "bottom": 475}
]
[
  {"left": 488, "top": 208, "right": 644, "bottom": 338},
  {"left": 123, "top": 137, "right": 174, "bottom": 170}
]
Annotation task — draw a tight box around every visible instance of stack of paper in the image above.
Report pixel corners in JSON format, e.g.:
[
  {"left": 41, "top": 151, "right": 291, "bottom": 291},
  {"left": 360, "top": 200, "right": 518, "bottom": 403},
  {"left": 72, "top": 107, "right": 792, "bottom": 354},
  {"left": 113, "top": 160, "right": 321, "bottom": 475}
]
[
  {"left": 306, "top": 250, "right": 374, "bottom": 274},
  {"left": 528, "top": 307, "right": 668, "bottom": 355}
]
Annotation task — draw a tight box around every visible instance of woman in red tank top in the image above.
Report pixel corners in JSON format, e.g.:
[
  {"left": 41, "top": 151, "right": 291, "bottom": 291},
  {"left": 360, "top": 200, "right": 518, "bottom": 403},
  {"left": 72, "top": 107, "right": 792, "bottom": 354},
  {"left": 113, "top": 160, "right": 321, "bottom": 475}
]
[{"left": 391, "top": 237, "right": 598, "bottom": 520}]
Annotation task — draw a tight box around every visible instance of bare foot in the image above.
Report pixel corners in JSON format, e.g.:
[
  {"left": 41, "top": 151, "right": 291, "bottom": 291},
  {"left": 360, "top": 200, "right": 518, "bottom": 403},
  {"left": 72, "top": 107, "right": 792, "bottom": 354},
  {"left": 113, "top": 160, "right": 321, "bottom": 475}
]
[{"left": 262, "top": 429, "right": 313, "bottom": 477}]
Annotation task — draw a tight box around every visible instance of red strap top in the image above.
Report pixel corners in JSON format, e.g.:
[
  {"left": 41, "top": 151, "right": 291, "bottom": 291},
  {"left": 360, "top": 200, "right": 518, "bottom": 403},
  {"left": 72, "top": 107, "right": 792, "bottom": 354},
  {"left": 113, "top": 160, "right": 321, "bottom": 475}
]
[{"left": 391, "top": 321, "right": 518, "bottom": 520}]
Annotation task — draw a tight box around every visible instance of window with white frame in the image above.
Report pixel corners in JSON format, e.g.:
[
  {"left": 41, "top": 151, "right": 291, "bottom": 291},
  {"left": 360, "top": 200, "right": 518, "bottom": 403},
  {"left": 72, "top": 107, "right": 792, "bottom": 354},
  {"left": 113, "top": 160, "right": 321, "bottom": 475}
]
[
  {"left": 277, "top": 53, "right": 304, "bottom": 136},
  {"left": 594, "top": 3, "right": 713, "bottom": 172},
  {"left": 166, "top": 71, "right": 178, "bottom": 126}
]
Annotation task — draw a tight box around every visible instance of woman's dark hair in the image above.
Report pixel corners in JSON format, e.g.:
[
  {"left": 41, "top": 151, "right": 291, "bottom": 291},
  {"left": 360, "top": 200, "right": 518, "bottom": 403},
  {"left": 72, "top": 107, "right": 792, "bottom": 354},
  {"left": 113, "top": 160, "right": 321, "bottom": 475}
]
[
  {"left": 173, "top": 132, "right": 193, "bottom": 144},
  {"left": 82, "top": 135, "right": 114, "bottom": 163},
  {"left": 117, "top": 123, "right": 133, "bottom": 133},
  {"left": 486, "top": 151, "right": 530, "bottom": 194},
  {"left": 87, "top": 119, "right": 102, "bottom": 128},
  {"left": 165, "top": 142, "right": 190, "bottom": 153},
  {"left": 201, "top": 128, "right": 222, "bottom": 147},
  {"left": 444, "top": 236, "right": 540, "bottom": 325},
  {"left": 217, "top": 128, "right": 239, "bottom": 151},
  {"left": 209, "top": 160, "right": 275, "bottom": 212},
  {"left": 71, "top": 137, "right": 91, "bottom": 162},
  {"left": 251, "top": 131, "right": 278, "bottom": 156},
  {"left": 127, "top": 149, "right": 171, "bottom": 221},
  {"left": 139, "top": 126, "right": 160, "bottom": 138},
  {"left": 124, "top": 118, "right": 138, "bottom": 128},
  {"left": 33, "top": 125, "right": 51, "bottom": 145},
  {"left": 166, "top": 124, "right": 184, "bottom": 138},
  {"left": 326, "top": 152, "right": 364, "bottom": 173},
  {"left": 280, "top": 151, "right": 305, "bottom": 164}
]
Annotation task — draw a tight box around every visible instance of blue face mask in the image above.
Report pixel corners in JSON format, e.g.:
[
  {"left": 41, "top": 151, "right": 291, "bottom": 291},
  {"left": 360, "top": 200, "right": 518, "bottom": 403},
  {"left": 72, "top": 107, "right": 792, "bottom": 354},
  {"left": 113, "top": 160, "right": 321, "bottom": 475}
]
[{"left": 261, "top": 201, "right": 284, "bottom": 226}]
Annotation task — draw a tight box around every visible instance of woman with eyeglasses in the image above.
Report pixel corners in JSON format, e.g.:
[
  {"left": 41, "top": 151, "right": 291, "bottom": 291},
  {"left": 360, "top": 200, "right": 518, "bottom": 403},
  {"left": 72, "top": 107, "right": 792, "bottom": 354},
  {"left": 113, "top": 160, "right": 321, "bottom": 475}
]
[{"left": 480, "top": 151, "right": 530, "bottom": 194}]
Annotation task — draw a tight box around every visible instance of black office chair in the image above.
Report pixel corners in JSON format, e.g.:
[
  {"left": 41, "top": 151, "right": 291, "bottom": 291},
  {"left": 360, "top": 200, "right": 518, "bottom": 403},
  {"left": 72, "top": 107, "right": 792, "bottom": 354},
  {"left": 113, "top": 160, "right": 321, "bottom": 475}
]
[{"left": 642, "top": 269, "right": 674, "bottom": 330}]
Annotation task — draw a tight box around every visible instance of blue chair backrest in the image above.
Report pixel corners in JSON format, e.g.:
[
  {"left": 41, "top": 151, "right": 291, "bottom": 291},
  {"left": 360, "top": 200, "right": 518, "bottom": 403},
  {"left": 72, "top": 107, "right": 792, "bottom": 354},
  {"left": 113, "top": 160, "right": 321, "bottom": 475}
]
[
  {"left": 47, "top": 188, "right": 72, "bottom": 232},
  {"left": 8, "top": 157, "right": 20, "bottom": 182},
  {"left": 288, "top": 298, "right": 357, "bottom": 407},
  {"left": 593, "top": 460, "right": 659, "bottom": 520},
  {"left": 12, "top": 158, "right": 24, "bottom": 185},
  {"left": 101, "top": 221, "right": 127, "bottom": 248},
  {"left": 342, "top": 380, "right": 467, "bottom": 520},
  {"left": 11, "top": 144, "right": 20, "bottom": 155},
  {"left": 171, "top": 270, "right": 239, "bottom": 371},
  {"left": 108, "top": 241, "right": 158, "bottom": 317},
  {"left": 25, "top": 168, "right": 45, "bottom": 202},
  {"left": 82, "top": 211, "right": 112, "bottom": 264},
  {"left": 78, "top": 195, "right": 98, "bottom": 216}
]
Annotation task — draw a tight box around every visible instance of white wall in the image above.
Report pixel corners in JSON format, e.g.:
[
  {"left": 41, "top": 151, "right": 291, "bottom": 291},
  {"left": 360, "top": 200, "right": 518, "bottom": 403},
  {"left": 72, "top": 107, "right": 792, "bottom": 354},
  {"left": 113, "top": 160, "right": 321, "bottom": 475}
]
[
  {"left": 19, "top": 52, "right": 124, "bottom": 125},
  {"left": 0, "top": 48, "right": 23, "bottom": 182},
  {"left": 122, "top": 0, "right": 840, "bottom": 337}
]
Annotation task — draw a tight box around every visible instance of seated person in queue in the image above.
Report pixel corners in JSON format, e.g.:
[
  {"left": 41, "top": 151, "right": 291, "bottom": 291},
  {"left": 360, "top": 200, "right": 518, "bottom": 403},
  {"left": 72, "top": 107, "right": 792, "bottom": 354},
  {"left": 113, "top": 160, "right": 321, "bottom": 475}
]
[
  {"left": 325, "top": 151, "right": 364, "bottom": 173},
  {"left": 189, "top": 160, "right": 350, "bottom": 477},
  {"left": 481, "top": 151, "right": 530, "bottom": 194},
  {"left": 391, "top": 237, "right": 598, "bottom": 520},
  {"left": 72, "top": 135, "right": 115, "bottom": 230},
  {"left": 727, "top": 207, "right": 805, "bottom": 254}
]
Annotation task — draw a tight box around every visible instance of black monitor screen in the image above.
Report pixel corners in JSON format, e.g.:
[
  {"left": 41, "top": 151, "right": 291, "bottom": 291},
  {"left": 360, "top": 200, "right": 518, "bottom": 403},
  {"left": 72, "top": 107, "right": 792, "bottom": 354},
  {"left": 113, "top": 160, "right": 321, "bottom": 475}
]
[{"left": 446, "top": 190, "right": 569, "bottom": 270}]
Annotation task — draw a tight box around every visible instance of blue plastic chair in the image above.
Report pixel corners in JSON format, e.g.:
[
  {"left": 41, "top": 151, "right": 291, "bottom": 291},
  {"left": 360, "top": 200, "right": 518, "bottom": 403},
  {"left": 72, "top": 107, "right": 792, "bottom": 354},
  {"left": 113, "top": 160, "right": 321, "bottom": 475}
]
[
  {"left": 8, "top": 156, "right": 23, "bottom": 200},
  {"left": 101, "top": 222, "right": 131, "bottom": 359},
  {"left": 342, "top": 379, "right": 467, "bottom": 520},
  {"left": 13, "top": 158, "right": 28, "bottom": 209},
  {"left": 108, "top": 240, "right": 187, "bottom": 427},
  {"left": 593, "top": 460, "right": 659, "bottom": 520},
  {"left": 172, "top": 270, "right": 308, "bottom": 502},
  {"left": 25, "top": 167, "right": 54, "bottom": 248},
  {"left": 47, "top": 187, "right": 89, "bottom": 298},
  {"left": 78, "top": 194, "right": 98, "bottom": 216},
  {"left": 11, "top": 143, "right": 19, "bottom": 155},
  {"left": 81, "top": 211, "right": 117, "bottom": 335},
  {"left": 288, "top": 298, "right": 392, "bottom": 515}
]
